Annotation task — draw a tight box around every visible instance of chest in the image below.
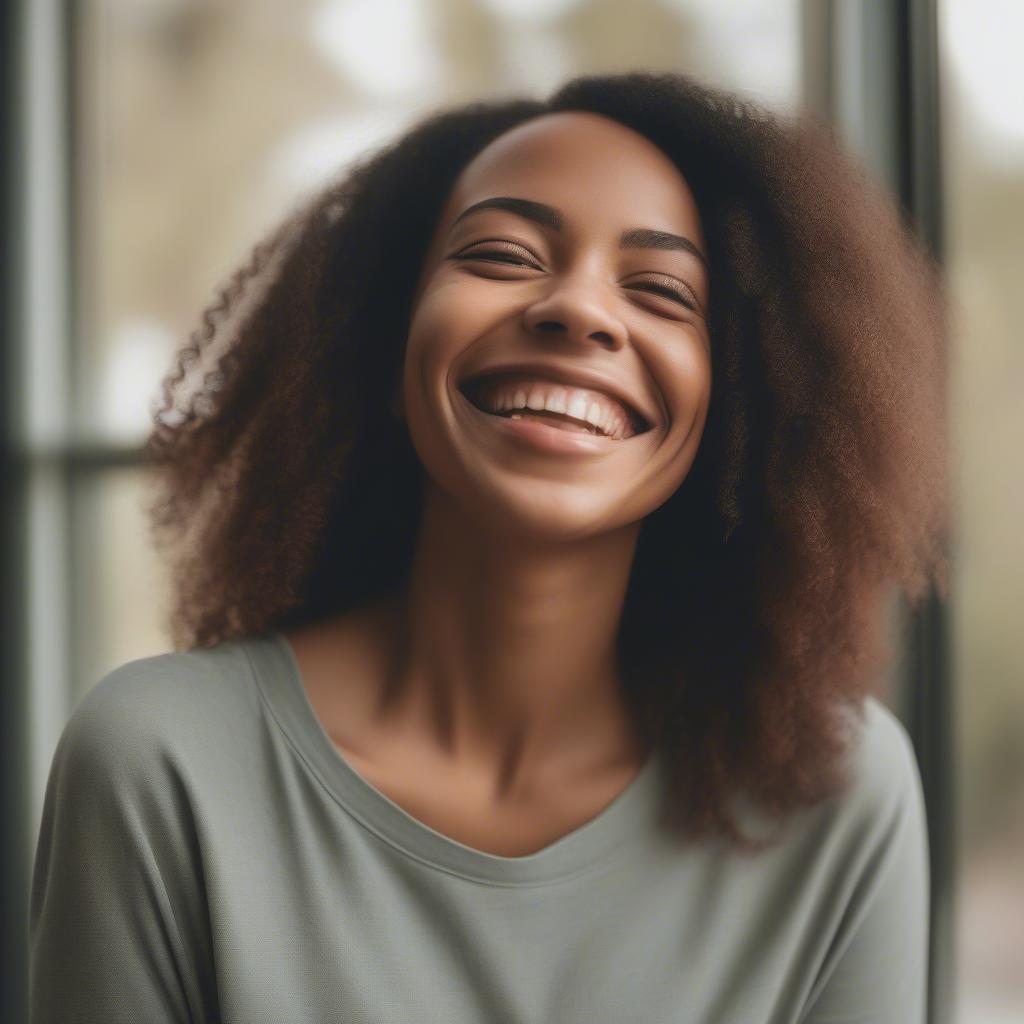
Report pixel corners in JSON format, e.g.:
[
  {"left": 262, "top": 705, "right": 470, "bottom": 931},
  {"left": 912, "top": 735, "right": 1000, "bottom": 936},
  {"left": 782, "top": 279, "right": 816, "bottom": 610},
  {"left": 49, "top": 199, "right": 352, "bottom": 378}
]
[
  {"left": 283, "top": 624, "right": 643, "bottom": 858},
  {"left": 338, "top": 745, "right": 634, "bottom": 857}
]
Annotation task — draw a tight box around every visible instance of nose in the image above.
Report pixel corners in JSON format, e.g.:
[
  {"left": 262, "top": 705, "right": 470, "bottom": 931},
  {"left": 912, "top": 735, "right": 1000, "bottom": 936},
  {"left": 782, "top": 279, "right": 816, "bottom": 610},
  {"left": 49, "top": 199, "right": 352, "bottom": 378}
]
[{"left": 522, "top": 271, "right": 628, "bottom": 350}]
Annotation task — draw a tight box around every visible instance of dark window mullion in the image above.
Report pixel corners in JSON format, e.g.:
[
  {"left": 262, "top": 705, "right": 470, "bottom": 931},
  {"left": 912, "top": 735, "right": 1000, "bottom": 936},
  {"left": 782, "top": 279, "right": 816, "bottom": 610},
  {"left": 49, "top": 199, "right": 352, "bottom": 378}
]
[
  {"left": 3, "top": 0, "right": 30, "bottom": 1020},
  {"left": 896, "top": 4, "right": 954, "bottom": 1023}
]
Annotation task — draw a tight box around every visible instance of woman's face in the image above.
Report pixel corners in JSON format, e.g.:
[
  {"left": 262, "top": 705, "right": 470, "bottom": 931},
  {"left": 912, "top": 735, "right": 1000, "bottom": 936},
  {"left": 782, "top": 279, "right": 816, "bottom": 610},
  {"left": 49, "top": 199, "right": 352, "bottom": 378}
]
[{"left": 399, "top": 110, "right": 712, "bottom": 542}]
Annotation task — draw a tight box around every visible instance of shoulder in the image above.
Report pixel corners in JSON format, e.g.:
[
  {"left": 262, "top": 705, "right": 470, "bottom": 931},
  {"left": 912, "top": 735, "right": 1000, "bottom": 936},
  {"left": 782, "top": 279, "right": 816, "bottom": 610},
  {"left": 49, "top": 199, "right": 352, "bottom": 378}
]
[
  {"left": 52, "top": 638, "right": 263, "bottom": 787},
  {"left": 736, "top": 696, "right": 925, "bottom": 854},
  {"left": 840, "top": 695, "right": 924, "bottom": 824},
  {"left": 784, "top": 695, "right": 928, "bottom": 873},
  {"left": 776, "top": 701, "right": 932, "bottom": 1023}
]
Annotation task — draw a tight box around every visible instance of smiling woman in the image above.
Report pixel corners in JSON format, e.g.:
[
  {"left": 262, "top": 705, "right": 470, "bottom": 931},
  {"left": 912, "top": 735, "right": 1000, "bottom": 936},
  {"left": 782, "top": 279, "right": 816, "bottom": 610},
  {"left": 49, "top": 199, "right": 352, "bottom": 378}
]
[{"left": 30, "top": 71, "right": 949, "bottom": 1024}]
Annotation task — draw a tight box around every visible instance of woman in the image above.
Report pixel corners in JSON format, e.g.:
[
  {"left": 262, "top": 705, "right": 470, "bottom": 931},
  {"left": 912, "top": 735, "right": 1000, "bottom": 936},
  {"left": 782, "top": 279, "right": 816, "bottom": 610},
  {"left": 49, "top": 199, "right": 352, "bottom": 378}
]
[{"left": 30, "top": 71, "right": 949, "bottom": 1023}]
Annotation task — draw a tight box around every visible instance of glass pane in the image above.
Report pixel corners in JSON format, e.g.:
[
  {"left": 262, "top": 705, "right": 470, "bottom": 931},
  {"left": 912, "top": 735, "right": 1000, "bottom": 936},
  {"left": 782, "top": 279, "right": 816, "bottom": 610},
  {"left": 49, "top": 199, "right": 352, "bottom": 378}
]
[
  {"left": 70, "top": 466, "right": 174, "bottom": 701},
  {"left": 940, "top": 1, "right": 1024, "bottom": 1021},
  {"left": 74, "top": 0, "right": 802, "bottom": 449}
]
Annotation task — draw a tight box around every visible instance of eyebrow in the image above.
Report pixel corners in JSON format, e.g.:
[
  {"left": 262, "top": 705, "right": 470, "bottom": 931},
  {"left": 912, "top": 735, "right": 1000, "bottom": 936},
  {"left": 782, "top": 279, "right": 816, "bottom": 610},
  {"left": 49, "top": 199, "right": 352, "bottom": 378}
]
[{"left": 450, "top": 195, "right": 708, "bottom": 268}]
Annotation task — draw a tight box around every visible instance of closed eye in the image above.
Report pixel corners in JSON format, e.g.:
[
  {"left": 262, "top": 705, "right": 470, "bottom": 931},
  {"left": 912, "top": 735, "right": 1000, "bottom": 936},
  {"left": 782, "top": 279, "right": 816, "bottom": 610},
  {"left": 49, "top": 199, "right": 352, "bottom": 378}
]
[
  {"left": 452, "top": 247, "right": 701, "bottom": 313},
  {"left": 453, "top": 247, "right": 537, "bottom": 268},
  {"left": 629, "top": 281, "right": 699, "bottom": 311}
]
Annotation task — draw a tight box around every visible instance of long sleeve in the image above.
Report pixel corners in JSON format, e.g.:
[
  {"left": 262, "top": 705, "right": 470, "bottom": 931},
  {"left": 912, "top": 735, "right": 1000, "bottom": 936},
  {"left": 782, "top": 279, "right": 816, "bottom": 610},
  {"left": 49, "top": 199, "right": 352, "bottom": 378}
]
[
  {"left": 29, "top": 671, "right": 210, "bottom": 1023},
  {"left": 798, "top": 712, "right": 931, "bottom": 1024}
]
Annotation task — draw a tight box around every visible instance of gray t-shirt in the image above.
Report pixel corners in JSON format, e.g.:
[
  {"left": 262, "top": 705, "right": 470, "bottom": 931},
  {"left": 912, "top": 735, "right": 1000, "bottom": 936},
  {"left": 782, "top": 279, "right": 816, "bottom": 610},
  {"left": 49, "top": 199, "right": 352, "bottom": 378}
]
[{"left": 29, "top": 632, "right": 929, "bottom": 1023}]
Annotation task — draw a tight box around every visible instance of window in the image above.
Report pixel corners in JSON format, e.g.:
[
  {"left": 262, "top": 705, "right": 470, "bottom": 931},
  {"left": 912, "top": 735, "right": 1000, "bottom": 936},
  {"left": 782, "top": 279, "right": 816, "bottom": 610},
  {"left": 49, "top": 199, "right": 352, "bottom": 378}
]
[
  {"left": 940, "top": 1, "right": 1024, "bottom": 1019},
  {"left": 12, "top": 5, "right": 986, "bottom": 1023}
]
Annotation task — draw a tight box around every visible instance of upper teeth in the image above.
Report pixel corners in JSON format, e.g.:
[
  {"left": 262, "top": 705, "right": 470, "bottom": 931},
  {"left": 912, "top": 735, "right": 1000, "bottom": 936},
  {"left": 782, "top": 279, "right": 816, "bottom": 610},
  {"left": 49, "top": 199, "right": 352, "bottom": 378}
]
[{"left": 476, "top": 377, "right": 636, "bottom": 439}]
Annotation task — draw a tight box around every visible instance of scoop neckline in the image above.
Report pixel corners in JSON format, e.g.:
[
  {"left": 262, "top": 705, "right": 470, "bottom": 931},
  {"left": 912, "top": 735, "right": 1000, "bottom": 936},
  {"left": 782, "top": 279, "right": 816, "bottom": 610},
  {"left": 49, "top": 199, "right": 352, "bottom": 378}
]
[{"left": 242, "top": 630, "right": 664, "bottom": 886}]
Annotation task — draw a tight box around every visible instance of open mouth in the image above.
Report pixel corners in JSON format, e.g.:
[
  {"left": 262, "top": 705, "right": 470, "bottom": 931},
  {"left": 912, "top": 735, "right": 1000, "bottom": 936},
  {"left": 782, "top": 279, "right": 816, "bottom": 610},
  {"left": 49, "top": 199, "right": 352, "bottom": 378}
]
[{"left": 458, "top": 374, "right": 651, "bottom": 441}]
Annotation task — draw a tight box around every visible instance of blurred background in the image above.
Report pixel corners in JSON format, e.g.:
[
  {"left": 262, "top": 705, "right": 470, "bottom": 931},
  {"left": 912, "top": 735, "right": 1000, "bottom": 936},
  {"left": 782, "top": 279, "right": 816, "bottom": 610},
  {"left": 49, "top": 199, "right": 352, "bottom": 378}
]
[{"left": 2, "top": 1, "right": 1021, "bottom": 1022}]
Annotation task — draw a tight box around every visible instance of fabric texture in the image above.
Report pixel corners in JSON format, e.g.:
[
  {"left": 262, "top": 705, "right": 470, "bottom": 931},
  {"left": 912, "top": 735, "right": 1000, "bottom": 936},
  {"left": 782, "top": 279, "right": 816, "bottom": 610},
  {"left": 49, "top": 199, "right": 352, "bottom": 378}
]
[{"left": 29, "top": 632, "right": 929, "bottom": 1023}]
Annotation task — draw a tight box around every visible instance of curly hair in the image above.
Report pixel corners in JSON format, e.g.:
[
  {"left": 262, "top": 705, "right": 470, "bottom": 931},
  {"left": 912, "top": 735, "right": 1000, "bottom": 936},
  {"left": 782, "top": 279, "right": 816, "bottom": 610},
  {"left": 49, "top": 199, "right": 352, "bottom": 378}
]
[{"left": 143, "top": 71, "right": 951, "bottom": 850}]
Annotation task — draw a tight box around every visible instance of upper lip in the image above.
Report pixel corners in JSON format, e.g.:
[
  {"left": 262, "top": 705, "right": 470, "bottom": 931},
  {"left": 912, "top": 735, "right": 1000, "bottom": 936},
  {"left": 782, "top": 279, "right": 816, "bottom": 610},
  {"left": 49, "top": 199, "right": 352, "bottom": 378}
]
[{"left": 458, "top": 360, "right": 656, "bottom": 433}]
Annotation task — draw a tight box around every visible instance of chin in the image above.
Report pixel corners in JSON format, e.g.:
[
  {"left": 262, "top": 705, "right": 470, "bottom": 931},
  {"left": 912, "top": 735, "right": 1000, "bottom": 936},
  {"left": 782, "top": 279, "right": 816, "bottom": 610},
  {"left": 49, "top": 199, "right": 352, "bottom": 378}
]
[{"left": 460, "top": 477, "right": 643, "bottom": 544}]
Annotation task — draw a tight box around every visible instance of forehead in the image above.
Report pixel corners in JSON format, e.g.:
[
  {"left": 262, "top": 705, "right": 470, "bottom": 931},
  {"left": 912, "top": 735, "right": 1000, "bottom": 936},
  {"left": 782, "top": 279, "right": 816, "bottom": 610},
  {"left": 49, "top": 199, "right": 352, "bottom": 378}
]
[{"left": 439, "top": 111, "right": 704, "bottom": 242}]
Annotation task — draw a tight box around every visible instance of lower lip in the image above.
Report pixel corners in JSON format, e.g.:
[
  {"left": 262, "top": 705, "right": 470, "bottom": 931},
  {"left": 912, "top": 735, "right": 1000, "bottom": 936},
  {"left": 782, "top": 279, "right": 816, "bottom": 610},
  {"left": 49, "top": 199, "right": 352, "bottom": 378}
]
[{"left": 462, "top": 396, "right": 627, "bottom": 454}]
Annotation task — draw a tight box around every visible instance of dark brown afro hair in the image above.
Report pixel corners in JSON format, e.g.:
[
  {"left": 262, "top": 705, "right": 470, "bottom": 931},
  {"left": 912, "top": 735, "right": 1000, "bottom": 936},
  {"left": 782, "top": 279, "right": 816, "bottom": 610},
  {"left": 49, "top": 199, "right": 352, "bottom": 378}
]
[{"left": 143, "top": 70, "right": 951, "bottom": 850}]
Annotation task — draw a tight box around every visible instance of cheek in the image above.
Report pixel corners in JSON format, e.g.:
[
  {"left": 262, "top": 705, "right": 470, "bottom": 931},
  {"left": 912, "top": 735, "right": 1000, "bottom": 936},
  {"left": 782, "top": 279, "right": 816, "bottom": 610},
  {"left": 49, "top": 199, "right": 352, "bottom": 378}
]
[
  {"left": 407, "top": 277, "right": 519, "bottom": 361},
  {"left": 402, "top": 287, "right": 460, "bottom": 404},
  {"left": 404, "top": 281, "right": 522, "bottom": 422},
  {"left": 637, "top": 338, "right": 711, "bottom": 499},
  {"left": 401, "top": 282, "right": 487, "bottom": 418},
  {"left": 640, "top": 326, "right": 712, "bottom": 439},
  {"left": 405, "top": 288, "right": 449, "bottom": 363}
]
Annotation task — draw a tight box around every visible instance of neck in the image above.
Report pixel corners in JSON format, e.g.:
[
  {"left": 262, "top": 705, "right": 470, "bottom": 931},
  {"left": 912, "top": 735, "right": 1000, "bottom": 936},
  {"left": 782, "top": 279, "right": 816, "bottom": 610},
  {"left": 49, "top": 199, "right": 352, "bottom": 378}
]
[{"left": 366, "top": 485, "right": 648, "bottom": 800}]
